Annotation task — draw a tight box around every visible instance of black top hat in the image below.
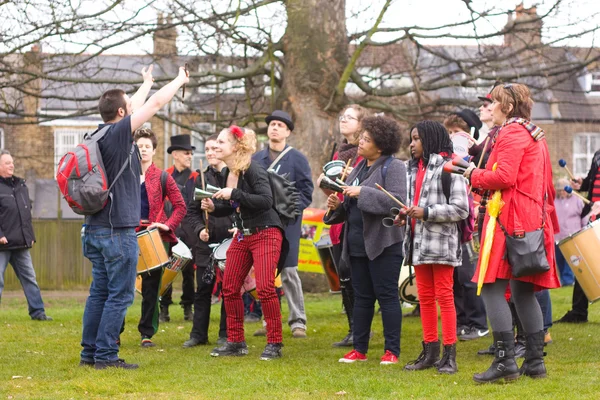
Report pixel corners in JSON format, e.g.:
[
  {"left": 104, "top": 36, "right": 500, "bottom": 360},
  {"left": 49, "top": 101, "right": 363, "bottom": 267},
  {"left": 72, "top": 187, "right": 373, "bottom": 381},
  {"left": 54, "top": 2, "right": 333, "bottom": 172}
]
[
  {"left": 454, "top": 109, "right": 483, "bottom": 141},
  {"left": 265, "top": 110, "right": 294, "bottom": 131},
  {"left": 167, "top": 134, "right": 196, "bottom": 154}
]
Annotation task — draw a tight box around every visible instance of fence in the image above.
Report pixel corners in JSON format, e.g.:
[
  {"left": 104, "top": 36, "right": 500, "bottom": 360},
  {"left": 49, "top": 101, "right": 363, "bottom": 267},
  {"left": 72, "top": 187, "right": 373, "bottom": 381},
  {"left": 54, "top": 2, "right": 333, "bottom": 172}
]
[{"left": 3, "top": 220, "right": 92, "bottom": 290}]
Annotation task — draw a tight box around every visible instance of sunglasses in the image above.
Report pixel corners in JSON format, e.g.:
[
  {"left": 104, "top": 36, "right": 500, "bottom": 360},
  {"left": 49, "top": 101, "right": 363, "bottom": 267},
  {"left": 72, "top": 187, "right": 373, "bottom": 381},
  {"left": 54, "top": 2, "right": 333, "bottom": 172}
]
[{"left": 503, "top": 83, "right": 519, "bottom": 108}]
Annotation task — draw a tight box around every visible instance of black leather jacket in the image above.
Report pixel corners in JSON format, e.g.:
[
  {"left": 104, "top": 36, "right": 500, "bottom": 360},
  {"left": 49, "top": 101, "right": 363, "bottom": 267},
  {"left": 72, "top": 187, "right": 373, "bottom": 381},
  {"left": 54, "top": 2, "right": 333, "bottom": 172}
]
[
  {"left": 580, "top": 149, "right": 600, "bottom": 217},
  {"left": 0, "top": 176, "right": 35, "bottom": 251}
]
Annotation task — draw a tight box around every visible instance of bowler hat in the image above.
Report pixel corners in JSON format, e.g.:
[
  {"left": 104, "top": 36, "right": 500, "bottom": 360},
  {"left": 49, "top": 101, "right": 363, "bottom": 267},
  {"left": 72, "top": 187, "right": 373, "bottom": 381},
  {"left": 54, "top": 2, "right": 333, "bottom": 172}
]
[
  {"left": 454, "top": 109, "right": 483, "bottom": 141},
  {"left": 265, "top": 110, "right": 294, "bottom": 131},
  {"left": 167, "top": 134, "right": 196, "bottom": 154}
]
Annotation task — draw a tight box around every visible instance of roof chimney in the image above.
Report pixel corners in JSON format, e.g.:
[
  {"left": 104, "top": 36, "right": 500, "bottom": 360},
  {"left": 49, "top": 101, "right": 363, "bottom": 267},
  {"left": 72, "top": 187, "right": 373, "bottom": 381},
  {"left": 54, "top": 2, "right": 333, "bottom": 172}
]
[
  {"left": 504, "top": 3, "right": 542, "bottom": 48},
  {"left": 153, "top": 13, "right": 178, "bottom": 56}
]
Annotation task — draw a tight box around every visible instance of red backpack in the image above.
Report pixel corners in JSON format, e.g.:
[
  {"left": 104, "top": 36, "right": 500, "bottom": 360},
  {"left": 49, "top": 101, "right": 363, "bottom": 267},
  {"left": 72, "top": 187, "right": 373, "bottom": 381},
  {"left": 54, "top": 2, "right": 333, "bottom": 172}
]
[{"left": 56, "top": 126, "right": 133, "bottom": 215}]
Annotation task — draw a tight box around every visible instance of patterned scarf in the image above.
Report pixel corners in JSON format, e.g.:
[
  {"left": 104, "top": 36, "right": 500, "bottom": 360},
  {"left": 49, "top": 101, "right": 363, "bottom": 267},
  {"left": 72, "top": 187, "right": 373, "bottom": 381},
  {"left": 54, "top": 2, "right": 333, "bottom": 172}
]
[
  {"left": 502, "top": 117, "right": 545, "bottom": 141},
  {"left": 337, "top": 142, "right": 358, "bottom": 163}
]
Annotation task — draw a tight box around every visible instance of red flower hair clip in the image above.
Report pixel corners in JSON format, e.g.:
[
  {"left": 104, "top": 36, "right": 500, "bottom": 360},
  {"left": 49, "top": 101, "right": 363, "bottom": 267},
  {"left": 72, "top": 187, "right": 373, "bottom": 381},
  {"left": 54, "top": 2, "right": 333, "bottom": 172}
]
[{"left": 230, "top": 125, "right": 244, "bottom": 139}]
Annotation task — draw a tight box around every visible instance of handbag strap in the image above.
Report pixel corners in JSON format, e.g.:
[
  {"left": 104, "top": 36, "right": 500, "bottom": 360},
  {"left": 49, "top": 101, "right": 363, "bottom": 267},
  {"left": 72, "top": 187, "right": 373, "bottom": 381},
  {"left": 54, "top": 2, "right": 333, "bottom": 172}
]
[{"left": 268, "top": 146, "right": 294, "bottom": 171}]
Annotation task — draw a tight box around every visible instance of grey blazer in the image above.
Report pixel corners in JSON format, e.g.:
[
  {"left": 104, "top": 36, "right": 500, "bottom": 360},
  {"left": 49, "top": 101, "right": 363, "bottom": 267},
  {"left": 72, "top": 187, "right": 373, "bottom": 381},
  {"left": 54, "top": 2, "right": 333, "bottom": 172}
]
[{"left": 324, "top": 156, "right": 406, "bottom": 267}]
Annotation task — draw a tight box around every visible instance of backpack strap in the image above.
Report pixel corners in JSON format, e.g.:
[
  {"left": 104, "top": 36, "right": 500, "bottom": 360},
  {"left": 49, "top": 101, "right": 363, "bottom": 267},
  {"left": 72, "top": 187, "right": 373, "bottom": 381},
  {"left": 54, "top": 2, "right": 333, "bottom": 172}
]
[
  {"left": 441, "top": 171, "right": 451, "bottom": 203},
  {"left": 381, "top": 156, "right": 394, "bottom": 187},
  {"left": 107, "top": 142, "right": 136, "bottom": 192},
  {"left": 268, "top": 146, "right": 294, "bottom": 171},
  {"left": 160, "top": 170, "right": 168, "bottom": 201}
]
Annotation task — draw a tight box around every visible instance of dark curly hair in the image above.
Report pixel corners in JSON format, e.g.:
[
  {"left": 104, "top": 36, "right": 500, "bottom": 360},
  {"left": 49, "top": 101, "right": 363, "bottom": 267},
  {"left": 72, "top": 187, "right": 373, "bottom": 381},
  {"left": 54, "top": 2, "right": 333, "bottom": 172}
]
[
  {"left": 360, "top": 116, "right": 401, "bottom": 156},
  {"left": 409, "top": 120, "right": 453, "bottom": 166}
]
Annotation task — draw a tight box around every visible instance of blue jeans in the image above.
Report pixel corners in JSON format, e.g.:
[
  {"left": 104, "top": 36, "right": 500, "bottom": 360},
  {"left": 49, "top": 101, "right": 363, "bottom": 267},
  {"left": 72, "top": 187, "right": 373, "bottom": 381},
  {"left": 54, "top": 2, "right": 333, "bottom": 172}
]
[
  {"left": 80, "top": 226, "right": 138, "bottom": 363},
  {"left": 350, "top": 246, "right": 403, "bottom": 357},
  {"left": 535, "top": 289, "right": 553, "bottom": 331},
  {"left": 0, "top": 249, "right": 46, "bottom": 317},
  {"left": 554, "top": 244, "right": 575, "bottom": 286}
]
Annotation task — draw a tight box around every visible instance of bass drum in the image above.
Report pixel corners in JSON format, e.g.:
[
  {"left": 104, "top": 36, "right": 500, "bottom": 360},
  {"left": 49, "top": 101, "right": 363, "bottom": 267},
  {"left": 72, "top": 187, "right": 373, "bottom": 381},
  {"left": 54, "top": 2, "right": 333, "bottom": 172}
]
[{"left": 398, "top": 266, "right": 418, "bottom": 305}]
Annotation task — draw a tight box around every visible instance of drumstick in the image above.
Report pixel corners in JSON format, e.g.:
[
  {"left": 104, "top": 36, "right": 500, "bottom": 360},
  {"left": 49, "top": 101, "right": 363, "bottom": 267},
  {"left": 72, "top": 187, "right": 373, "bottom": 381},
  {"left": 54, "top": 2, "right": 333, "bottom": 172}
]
[
  {"left": 199, "top": 159, "right": 209, "bottom": 233},
  {"left": 325, "top": 159, "right": 353, "bottom": 217},
  {"left": 565, "top": 186, "right": 590, "bottom": 204},
  {"left": 559, "top": 159, "right": 575, "bottom": 181},
  {"left": 375, "top": 183, "right": 408, "bottom": 209}
]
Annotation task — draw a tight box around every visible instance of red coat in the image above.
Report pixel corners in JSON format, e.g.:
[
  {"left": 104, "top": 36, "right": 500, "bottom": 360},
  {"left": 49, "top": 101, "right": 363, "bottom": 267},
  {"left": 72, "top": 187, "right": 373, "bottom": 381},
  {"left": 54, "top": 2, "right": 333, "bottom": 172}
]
[
  {"left": 470, "top": 123, "right": 560, "bottom": 290},
  {"left": 145, "top": 163, "right": 187, "bottom": 244}
]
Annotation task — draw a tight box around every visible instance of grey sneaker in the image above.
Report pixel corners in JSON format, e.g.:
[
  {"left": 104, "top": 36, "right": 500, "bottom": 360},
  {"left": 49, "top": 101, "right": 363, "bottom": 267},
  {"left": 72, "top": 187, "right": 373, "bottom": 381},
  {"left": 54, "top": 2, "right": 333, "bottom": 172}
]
[
  {"left": 31, "top": 313, "right": 53, "bottom": 321},
  {"left": 459, "top": 327, "right": 489, "bottom": 341},
  {"left": 210, "top": 341, "right": 248, "bottom": 357},
  {"left": 260, "top": 343, "right": 283, "bottom": 361}
]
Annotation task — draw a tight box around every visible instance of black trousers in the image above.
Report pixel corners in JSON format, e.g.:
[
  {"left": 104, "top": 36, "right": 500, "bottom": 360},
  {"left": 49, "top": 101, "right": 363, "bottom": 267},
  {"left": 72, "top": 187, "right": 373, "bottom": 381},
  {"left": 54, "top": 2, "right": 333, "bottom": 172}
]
[
  {"left": 160, "top": 260, "right": 195, "bottom": 307},
  {"left": 453, "top": 243, "right": 488, "bottom": 330},
  {"left": 571, "top": 279, "right": 589, "bottom": 317},
  {"left": 189, "top": 256, "right": 227, "bottom": 342},
  {"left": 138, "top": 268, "right": 163, "bottom": 339},
  {"left": 332, "top": 243, "right": 354, "bottom": 334}
]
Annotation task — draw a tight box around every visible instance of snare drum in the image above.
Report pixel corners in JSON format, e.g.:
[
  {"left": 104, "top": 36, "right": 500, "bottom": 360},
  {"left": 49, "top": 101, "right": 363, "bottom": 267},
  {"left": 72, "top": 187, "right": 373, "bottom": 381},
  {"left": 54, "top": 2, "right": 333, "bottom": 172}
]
[
  {"left": 160, "top": 239, "right": 193, "bottom": 297},
  {"left": 137, "top": 228, "right": 170, "bottom": 274},
  {"left": 323, "top": 160, "right": 346, "bottom": 179},
  {"left": 558, "top": 220, "right": 600, "bottom": 303},
  {"left": 212, "top": 238, "right": 233, "bottom": 271},
  {"left": 314, "top": 235, "right": 341, "bottom": 293},
  {"left": 398, "top": 265, "right": 418, "bottom": 304}
]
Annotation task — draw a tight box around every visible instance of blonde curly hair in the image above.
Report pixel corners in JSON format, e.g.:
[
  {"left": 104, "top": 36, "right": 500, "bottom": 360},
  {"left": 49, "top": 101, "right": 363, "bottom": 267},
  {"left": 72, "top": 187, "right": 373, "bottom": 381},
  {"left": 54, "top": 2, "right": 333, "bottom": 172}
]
[{"left": 221, "top": 126, "right": 257, "bottom": 174}]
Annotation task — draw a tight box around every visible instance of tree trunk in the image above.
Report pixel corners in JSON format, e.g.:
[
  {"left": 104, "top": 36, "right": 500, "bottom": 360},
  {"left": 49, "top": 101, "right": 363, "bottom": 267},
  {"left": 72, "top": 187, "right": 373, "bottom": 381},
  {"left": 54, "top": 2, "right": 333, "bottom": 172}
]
[{"left": 282, "top": 0, "right": 349, "bottom": 207}]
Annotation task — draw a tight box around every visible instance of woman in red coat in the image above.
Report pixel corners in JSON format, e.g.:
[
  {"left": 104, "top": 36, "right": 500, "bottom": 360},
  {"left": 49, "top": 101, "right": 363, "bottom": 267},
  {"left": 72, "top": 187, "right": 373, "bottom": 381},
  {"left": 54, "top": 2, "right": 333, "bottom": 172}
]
[
  {"left": 134, "top": 128, "right": 187, "bottom": 348},
  {"left": 464, "top": 83, "right": 560, "bottom": 383}
]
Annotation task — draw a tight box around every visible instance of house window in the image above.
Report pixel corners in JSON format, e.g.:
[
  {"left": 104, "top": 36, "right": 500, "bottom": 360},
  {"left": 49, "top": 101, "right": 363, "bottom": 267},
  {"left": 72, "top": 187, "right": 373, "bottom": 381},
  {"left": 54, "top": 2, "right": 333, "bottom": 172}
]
[
  {"left": 573, "top": 133, "right": 600, "bottom": 177},
  {"left": 591, "top": 72, "right": 600, "bottom": 95},
  {"left": 0, "top": 127, "right": 4, "bottom": 149},
  {"left": 54, "top": 128, "right": 88, "bottom": 175}
]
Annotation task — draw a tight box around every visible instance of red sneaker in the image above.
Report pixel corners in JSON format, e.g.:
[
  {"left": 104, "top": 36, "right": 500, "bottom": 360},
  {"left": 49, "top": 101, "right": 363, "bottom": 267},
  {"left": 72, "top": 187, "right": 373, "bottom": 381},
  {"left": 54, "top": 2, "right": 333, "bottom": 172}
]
[
  {"left": 380, "top": 350, "right": 398, "bottom": 365},
  {"left": 339, "top": 349, "right": 367, "bottom": 363}
]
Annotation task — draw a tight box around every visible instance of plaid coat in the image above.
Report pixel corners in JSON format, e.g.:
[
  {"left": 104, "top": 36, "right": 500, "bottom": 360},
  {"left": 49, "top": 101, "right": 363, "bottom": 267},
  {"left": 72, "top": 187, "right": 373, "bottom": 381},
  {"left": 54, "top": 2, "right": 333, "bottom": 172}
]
[{"left": 404, "top": 153, "right": 469, "bottom": 267}]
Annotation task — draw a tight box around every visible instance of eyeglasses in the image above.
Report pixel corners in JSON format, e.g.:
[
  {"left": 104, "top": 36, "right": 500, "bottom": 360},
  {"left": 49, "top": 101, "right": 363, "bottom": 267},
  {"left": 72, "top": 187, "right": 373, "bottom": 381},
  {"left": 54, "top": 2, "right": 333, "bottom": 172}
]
[
  {"left": 339, "top": 115, "right": 358, "bottom": 122},
  {"left": 503, "top": 83, "right": 519, "bottom": 108}
]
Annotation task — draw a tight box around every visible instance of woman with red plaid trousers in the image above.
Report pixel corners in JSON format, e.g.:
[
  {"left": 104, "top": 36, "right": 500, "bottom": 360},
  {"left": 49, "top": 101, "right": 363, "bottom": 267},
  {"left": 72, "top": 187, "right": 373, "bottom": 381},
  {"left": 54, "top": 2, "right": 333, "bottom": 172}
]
[{"left": 202, "top": 126, "right": 287, "bottom": 361}]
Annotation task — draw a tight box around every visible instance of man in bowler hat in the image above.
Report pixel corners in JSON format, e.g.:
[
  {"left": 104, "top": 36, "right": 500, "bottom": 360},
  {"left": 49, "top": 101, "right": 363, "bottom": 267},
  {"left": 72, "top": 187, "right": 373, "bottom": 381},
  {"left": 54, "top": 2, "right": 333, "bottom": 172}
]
[
  {"left": 160, "top": 134, "right": 199, "bottom": 322},
  {"left": 252, "top": 110, "right": 314, "bottom": 338}
]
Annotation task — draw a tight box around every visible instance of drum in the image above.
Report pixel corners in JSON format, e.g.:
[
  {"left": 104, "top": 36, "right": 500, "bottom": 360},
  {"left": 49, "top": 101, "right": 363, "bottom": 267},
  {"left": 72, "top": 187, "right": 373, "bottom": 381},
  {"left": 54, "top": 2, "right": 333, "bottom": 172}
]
[
  {"left": 136, "top": 228, "right": 170, "bottom": 274},
  {"left": 314, "top": 235, "right": 341, "bottom": 293},
  {"left": 212, "top": 238, "right": 233, "bottom": 271},
  {"left": 323, "top": 160, "right": 346, "bottom": 179},
  {"left": 160, "top": 239, "right": 193, "bottom": 297},
  {"left": 558, "top": 220, "right": 600, "bottom": 303},
  {"left": 398, "top": 265, "right": 418, "bottom": 304}
]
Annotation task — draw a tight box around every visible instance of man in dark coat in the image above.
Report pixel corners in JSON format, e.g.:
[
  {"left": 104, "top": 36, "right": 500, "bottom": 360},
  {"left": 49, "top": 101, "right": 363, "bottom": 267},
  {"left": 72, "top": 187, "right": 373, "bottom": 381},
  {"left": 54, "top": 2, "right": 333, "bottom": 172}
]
[
  {"left": 160, "top": 134, "right": 199, "bottom": 322},
  {"left": 0, "top": 150, "right": 52, "bottom": 321},
  {"left": 252, "top": 110, "right": 313, "bottom": 338},
  {"left": 555, "top": 148, "right": 600, "bottom": 323}
]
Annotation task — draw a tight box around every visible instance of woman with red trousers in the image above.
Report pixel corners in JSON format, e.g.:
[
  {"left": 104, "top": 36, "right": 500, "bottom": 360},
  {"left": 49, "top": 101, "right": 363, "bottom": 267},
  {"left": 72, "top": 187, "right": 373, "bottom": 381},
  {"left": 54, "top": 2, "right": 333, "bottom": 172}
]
[
  {"left": 464, "top": 83, "right": 560, "bottom": 383},
  {"left": 203, "top": 126, "right": 287, "bottom": 361}
]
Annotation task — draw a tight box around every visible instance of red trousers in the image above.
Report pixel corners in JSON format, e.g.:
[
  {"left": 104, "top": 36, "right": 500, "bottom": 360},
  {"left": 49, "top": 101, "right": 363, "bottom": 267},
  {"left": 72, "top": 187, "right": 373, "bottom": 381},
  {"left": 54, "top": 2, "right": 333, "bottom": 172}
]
[
  {"left": 222, "top": 228, "right": 283, "bottom": 343},
  {"left": 414, "top": 264, "right": 457, "bottom": 345}
]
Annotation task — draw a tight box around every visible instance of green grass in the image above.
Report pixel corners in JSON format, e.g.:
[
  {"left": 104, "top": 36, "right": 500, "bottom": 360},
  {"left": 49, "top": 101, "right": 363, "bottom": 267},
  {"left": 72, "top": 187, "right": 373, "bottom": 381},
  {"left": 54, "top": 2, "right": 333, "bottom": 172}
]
[{"left": 0, "top": 287, "right": 599, "bottom": 399}]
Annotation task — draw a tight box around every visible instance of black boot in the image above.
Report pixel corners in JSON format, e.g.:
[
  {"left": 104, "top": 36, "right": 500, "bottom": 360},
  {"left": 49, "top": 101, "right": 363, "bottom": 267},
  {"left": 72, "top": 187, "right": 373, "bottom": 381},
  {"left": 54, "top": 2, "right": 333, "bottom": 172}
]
[
  {"left": 520, "top": 330, "right": 547, "bottom": 379},
  {"left": 514, "top": 334, "right": 526, "bottom": 358},
  {"left": 436, "top": 344, "right": 458, "bottom": 374},
  {"left": 473, "top": 331, "right": 520, "bottom": 383},
  {"left": 183, "top": 304, "right": 193, "bottom": 321},
  {"left": 159, "top": 305, "right": 170, "bottom": 323},
  {"left": 404, "top": 341, "right": 440, "bottom": 371},
  {"left": 477, "top": 342, "right": 496, "bottom": 356}
]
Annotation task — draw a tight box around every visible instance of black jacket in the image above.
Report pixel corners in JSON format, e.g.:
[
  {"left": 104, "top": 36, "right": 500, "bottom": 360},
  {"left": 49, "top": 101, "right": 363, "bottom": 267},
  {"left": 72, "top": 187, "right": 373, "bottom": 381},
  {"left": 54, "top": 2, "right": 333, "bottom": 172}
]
[
  {"left": 580, "top": 149, "right": 600, "bottom": 217},
  {"left": 0, "top": 176, "right": 35, "bottom": 251},
  {"left": 186, "top": 166, "right": 234, "bottom": 257}
]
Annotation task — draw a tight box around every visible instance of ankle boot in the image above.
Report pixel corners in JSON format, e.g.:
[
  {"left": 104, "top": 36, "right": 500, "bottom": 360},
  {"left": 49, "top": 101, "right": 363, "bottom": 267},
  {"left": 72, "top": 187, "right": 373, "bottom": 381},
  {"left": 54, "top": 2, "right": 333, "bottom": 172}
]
[
  {"left": 404, "top": 341, "right": 440, "bottom": 371},
  {"left": 159, "top": 305, "right": 170, "bottom": 323},
  {"left": 473, "top": 331, "right": 520, "bottom": 383},
  {"left": 520, "top": 330, "right": 547, "bottom": 378},
  {"left": 436, "top": 343, "right": 458, "bottom": 374}
]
